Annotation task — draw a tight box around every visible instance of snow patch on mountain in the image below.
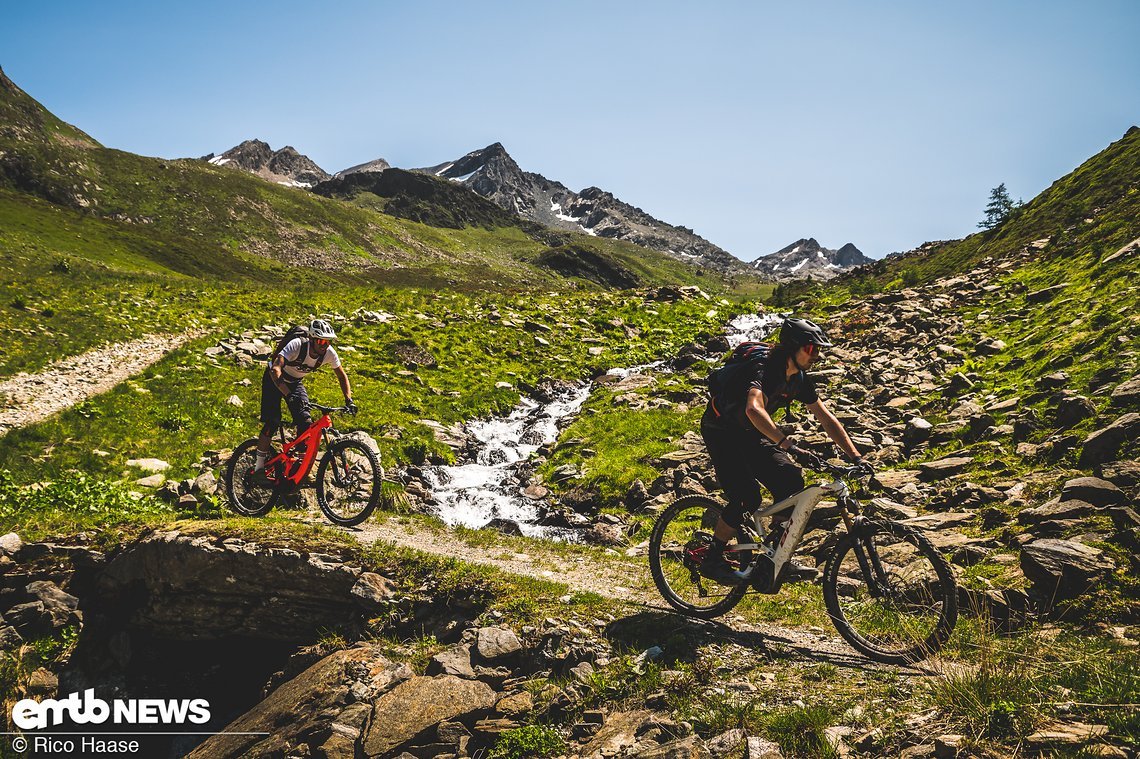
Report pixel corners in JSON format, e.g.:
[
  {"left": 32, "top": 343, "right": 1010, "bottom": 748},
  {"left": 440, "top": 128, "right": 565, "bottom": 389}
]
[{"left": 751, "top": 238, "right": 871, "bottom": 282}]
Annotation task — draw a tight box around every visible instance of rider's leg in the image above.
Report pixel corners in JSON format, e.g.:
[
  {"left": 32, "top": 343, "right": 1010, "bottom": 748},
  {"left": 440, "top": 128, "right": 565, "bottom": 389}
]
[
  {"left": 755, "top": 446, "right": 806, "bottom": 529},
  {"left": 284, "top": 381, "right": 313, "bottom": 454},
  {"left": 256, "top": 368, "right": 284, "bottom": 471},
  {"left": 755, "top": 446, "right": 817, "bottom": 581},
  {"left": 700, "top": 409, "right": 764, "bottom": 582}
]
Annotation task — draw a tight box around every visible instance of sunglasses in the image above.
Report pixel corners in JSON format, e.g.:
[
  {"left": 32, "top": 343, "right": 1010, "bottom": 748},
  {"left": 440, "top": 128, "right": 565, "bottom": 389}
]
[{"left": 313, "top": 338, "right": 331, "bottom": 348}]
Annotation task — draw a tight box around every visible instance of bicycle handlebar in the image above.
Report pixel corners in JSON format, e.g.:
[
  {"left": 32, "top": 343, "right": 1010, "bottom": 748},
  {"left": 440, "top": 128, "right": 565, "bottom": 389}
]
[
  {"left": 794, "top": 449, "right": 867, "bottom": 480},
  {"left": 310, "top": 402, "right": 349, "bottom": 413}
]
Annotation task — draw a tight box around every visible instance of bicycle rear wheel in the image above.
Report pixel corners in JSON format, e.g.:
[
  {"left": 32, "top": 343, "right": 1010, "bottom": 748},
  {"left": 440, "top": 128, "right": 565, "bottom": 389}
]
[
  {"left": 648, "top": 495, "right": 751, "bottom": 619},
  {"left": 316, "top": 438, "right": 382, "bottom": 527},
  {"left": 223, "top": 438, "right": 280, "bottom": 517},
  {"left": 823, "top": 519, "right": 958, "bottom": 664}
]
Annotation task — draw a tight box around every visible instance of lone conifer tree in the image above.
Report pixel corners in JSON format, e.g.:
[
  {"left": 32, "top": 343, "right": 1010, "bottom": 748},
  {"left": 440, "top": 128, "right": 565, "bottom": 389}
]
[{"left": 978, "top": 183, "right": 1021, "bottom": 230}]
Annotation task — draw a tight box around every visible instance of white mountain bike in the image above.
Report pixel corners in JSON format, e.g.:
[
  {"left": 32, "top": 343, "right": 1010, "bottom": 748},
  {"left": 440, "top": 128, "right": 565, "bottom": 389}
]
[{"left": 648, "top": 453, "right": 958, "bottom": 664}]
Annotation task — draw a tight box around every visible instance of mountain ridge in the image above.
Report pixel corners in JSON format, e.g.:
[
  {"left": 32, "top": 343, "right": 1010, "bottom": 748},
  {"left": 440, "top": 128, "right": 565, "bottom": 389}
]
[
  {"left": 202, "top": 139, "right": 331, "bottom": 188},
  {"left": 413, "top": 142, "right": 747, "bottom": 273},
  {"left": 751, "top": 237, "right": 871, "bottom": 281}
]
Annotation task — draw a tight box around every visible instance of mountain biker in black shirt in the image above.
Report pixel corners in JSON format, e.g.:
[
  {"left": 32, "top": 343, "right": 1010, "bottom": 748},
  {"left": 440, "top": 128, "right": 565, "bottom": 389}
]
[{"left": 699, "top": 317, "right": 872, "bottom": 585}]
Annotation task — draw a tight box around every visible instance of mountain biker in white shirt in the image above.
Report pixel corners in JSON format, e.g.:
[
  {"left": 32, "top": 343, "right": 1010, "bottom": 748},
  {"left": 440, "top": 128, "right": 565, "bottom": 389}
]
[{"left": 254, "top": 319, "right": 355, "bottom": 475}]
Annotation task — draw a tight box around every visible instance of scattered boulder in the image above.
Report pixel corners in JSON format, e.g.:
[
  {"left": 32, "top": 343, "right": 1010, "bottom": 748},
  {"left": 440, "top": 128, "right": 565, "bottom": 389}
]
[
  {"left": 1110, "top": 375, "right": 1140, "bottom": 408},
  {"left": 0, "top": 532, "right": 22, "bottom": 558},
  {"left": 475, "top": 626, "right": 522, "bottom": 661},
  {"left": 4, "top": 601, "right": 52, "bottom": 637},
  {"left": 427, "top": 644, "right": 476, "bottom": 679},
  {"left": 637, "top": 735, "right": 712, "bottom": 758},
  {"left": 1060, "top": 477, "right": 1126, "bottom": 507},
  {"left": 1020, "top": 539, "right": 1116, "bottom": 604},
  {"left": 1079, "top": 413, "right": 1140, "bottom": 467},
  {"left": 1018, "top": 499, "right": 1096, "bottom": 525},
  {"left": 1026, "top": 283, "right": 1069, "bottom": 304},
  {"left": 902, "top": 417, "right": 933, "bottom": 447},
  {"left": 25, "top": 581, "right": 79, "bottom": 627},
  {"left": 126, "top": 457, "right": 170, "bottom": 473},
  {"left": 1025, "top": 722, "right": 1108, "bottom": 750},
  {"left": 350, "top": 572, "right": 399, "bottom": 607},
  {"left": 1036, "top": 371, "right": 1070, "bottom": 390},
  {"left": 1054, "top": 393, "right": 1096, "bottom": 429},
  {"left": 363, "top": 675, "right": 496, "bottom": 757},
  {"left": 918, "top": 456, "right": 973, "bottom": 479},
  {"left": 585, "top": 521, "right": 628, "bottom": 547},
  {"left": 746, "top": 737, "right": 786, "bottom": 758}
]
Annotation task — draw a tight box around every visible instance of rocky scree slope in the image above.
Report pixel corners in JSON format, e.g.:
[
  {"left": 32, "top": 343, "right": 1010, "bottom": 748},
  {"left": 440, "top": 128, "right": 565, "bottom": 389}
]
[
  {"left": 751, "top": 238, "right": 871, "bottom": 282},
  {"left": 565, "top": 247, "right": 1137, "bottom": 624}
]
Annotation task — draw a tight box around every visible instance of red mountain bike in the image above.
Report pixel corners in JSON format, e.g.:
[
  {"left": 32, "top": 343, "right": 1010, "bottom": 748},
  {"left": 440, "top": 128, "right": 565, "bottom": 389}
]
[{"left": 223, "top": 402, "right": 382, "bottom": 527}]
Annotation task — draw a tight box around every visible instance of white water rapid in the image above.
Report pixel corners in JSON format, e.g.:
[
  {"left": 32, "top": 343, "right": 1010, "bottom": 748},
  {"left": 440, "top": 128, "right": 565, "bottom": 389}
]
[
  {"left": 422, "top": 310, "right": 783, "bottom": 536},
  {"left": 424, "top": 385, "right": 591, "bottom": 537}
]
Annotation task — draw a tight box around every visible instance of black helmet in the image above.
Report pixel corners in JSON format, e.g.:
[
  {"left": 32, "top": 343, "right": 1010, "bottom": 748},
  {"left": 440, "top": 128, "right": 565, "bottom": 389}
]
[{"left": 779, "top": 317, "right": 833, "bottom": 349}]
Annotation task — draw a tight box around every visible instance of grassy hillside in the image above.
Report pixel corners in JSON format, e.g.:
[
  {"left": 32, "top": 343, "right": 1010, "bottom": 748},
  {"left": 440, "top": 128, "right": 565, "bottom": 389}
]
[
  {"left": 0, "top": 66, "right": 736, "bottom": 379},
  {"left": 776, "top": 125, "right": 1140, "bottom": 303}
]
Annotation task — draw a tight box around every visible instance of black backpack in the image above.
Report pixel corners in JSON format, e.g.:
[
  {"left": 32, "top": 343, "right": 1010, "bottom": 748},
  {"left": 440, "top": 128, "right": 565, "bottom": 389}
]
[
  {"left": 270, "top": 324, "right": 310, "bottom": 366},
  {"left": 707, "top": 341, "right": 771, "bottom": 419}
]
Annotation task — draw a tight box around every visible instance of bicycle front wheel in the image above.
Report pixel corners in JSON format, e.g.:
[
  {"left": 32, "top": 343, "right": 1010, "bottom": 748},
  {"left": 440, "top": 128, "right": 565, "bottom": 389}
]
[
  {"left": 823, "top": 519, "right": 958, "bottom": 664},
  {"left": 316, "top": 438, "right": 382, "bottom": 527},
  {"left": 223, "top": 438, "right": 280, "bottom": 517},
  {"left": 648, "top": 495, "right": 751, "bottom": 619}
]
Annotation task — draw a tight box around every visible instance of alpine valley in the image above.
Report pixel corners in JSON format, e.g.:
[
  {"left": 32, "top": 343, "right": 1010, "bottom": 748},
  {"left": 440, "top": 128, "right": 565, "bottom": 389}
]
[{"left": 1, "top": 63, "right": 1139, "bottom": 759}]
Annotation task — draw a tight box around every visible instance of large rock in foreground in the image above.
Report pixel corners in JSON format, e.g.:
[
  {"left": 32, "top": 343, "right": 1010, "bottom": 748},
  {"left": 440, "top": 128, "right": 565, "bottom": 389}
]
[
  {"left": 1020, "top": 539, "right": 1116, "bottom": 604},
  {"left": 187, "top": 645, "right": 412, "bottom": 759},
  {"left": 363, "top": 675, "right": 497, "bottom": 756}
]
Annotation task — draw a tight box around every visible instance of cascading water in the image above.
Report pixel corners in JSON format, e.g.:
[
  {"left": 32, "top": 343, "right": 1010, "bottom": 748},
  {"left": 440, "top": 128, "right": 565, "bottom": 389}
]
[
  {"left": 423, "top": 385, "right": 591, "bottom": 537},
  {"left": 421, "top": 312, "right": 782, "bottom": 536},
  {"left": 725, "top": 311, "right": 785, "bottom": 346}
]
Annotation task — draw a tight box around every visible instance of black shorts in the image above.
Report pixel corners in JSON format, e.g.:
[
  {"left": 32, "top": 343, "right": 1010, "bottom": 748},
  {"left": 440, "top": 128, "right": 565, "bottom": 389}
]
[
  {"left": 700, "top": 404, "right": 805, "bottom": 529},
  {"left": 260, "top": 368, "right": 312, "bottom": 434}
]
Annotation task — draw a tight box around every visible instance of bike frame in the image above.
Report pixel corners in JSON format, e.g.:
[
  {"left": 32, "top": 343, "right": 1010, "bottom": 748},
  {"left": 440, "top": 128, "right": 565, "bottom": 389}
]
[
  {"left": 726, "top": 475, "right": 853, "bottom": 591},
  {"left": 265, "top": 413, "right": 334, "bottom": 487}
]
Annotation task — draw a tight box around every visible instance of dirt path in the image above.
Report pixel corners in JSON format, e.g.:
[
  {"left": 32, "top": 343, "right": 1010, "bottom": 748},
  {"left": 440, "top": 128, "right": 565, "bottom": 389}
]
[
  {"left": 344, "top": 516, "right": 945, "bottom": 675},
  {"left": 0, "top": 331, "right": 204, "bottom": 435}
]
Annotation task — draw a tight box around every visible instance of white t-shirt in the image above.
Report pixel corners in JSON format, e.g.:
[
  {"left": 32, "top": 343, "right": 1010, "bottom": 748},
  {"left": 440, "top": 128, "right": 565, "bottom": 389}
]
[{"left": 275, "top": 338, "right": 341, "bottom": 381}]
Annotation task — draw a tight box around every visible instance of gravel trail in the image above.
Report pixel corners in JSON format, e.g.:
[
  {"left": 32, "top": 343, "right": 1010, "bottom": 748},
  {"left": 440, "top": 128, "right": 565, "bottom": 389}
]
[
  {"left": 345, "top": 515, "right": 944, "bottom": 674},
  {"left": 0, "top": 331, "right": 203, "bottom": 435}
]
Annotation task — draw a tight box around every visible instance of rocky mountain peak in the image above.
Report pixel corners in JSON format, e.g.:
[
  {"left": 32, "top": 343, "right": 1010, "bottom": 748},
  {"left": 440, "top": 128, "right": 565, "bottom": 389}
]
[
  {"left": 420, "top": 142, "right": 522, "bottom": 183},
  {"left": 335, "top": 157, "right": 392, "bottom": 179},
  {"left": 203, "top": 139, "right": 330, "bottom": 188},
  {"left": 413, "top": 149, "right": 745, "bottom": 273},
  {"left": 751, "top": 238, "right": 870, "bottom": 282}
]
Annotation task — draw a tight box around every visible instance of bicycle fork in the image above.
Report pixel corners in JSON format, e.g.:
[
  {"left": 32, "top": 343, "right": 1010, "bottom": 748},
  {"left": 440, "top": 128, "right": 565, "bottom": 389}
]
[{"left": 848, "top": 517, "right": 891, "bottom": 598}]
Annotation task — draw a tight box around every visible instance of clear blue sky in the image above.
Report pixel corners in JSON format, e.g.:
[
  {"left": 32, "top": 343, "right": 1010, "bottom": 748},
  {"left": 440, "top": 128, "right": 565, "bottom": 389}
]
[{"left": 3, "top": 1, "right": 1138, "bottom": 260}]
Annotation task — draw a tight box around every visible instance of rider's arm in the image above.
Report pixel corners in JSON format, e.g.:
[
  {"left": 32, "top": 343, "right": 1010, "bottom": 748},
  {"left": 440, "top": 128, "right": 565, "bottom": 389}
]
[
  {"left": 270, "top": 356, "right": 291, "bottom": 396},
  {"left": 333, "top": 365, "right": 352, "bottom": 402},
  {"left": 806, "top": 399, "right": 861, "bottom": 460},
  {"left": 744, "top": 387, "right": 794, "bottom": 448}
]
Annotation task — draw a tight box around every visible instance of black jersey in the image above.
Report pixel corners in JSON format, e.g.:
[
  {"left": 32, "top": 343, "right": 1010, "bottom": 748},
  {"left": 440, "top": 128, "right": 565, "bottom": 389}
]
[{"left": 709, "top": 347, "right": 818, "bottom": 431}]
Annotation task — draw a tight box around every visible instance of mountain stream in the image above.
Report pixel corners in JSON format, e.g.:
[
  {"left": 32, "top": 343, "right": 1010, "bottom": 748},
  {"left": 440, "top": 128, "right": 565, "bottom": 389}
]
[{"left": 422, "top": 311, "right": 784, "bottom": 536}]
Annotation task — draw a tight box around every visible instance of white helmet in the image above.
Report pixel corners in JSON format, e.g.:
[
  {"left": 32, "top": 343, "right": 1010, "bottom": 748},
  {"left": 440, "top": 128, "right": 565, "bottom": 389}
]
[{"left": 309, "top": 319, "right": 336, "bottom": 340}]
